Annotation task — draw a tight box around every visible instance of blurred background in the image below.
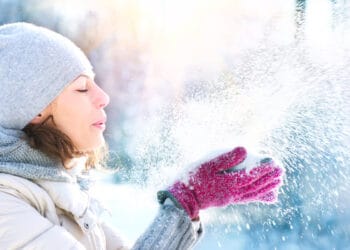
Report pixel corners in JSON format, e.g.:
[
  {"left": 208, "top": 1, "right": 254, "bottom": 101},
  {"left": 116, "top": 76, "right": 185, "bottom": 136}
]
[{"left": 1, "top": 0, "right": 350, "bottom": 249}]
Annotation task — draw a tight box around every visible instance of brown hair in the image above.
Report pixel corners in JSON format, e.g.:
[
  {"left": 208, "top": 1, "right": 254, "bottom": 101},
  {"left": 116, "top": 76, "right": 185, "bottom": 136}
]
[{"left": 22, "top": 115, "right": 107, "bottom": 169}]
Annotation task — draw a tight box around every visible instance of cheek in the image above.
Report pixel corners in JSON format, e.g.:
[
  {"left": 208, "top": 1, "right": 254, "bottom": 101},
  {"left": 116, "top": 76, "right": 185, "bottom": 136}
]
[
  {"left": 57, "top": 113, "right": 83, "bottom": 142},
  {"left": 55, "top": 108, "right": 94, "bottom": 149},
  {"left": 52, "top": 94, "right": 104, "bottom": 150},
  {"left": 53, "top": 99, "right": 89, "bottom": 136}
]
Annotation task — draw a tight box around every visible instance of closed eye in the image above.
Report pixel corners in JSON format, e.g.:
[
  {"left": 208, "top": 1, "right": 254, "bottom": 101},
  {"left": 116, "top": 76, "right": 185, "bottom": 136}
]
[{"left": 77, "top": 89, "right": 88, "bottom": 93}]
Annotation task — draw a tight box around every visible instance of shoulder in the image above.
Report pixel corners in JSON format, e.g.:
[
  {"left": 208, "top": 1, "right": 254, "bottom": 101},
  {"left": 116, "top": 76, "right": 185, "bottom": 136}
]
[
  {"left": 0, "top": 172, "right": 43, "bottom": 192},
  {"left": 0, "top": 174, "right": 83, "bottom": 249},
  {"left": 0, "top": 173, "right": 49, "bottom": 200},
  {"left": 0, "top": 173, "right": 58, "bottom": 221},
  {"left": 0, "top": 188, "right": 85, "bottom": 249}
]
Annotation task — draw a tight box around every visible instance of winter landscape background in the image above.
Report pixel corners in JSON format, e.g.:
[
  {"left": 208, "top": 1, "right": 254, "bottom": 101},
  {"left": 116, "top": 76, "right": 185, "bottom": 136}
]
[{"left": 1, "top": 0, "right": 350, "bottom": 249}]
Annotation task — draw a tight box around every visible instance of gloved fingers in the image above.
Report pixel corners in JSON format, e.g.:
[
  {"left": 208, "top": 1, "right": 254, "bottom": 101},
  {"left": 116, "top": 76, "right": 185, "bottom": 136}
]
[
  {"left": 232, "top": 171, "right": 282, "bottom": 200},
  {"left": 248, "top": 164, "right": 283, "bottom": 177},
  {"left": 222, "top": 166, "right": 282, "bottom": 188},
  {"left": 246, "top": 167, "right": 283, "bottom": 188},
  {"left": 258, "top": 190, "right": 278, "bottom": 203},
  {"left": 237, "top": 177, "right": 282, "bottom": 203},
  {"left": 201, "top": 147, "right": 247, "bottom": 173},
  {"left": 234, "top": 188, "right": 279, "bottom": 204}
]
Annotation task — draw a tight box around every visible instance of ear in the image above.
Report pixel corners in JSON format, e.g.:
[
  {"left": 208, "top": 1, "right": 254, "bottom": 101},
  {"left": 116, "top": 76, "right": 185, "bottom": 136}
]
[
  {"left": 30, "top": 114, "right": 44, "bottom": 125},
  {"left": 29, "top": 103, "right": 54, "bottom": 125}
]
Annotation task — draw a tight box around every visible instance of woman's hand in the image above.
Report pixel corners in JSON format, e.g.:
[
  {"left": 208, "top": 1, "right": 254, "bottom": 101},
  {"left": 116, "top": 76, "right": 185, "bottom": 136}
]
[{"left": 158, "top": 147, "right": 284, "bottom": 219}]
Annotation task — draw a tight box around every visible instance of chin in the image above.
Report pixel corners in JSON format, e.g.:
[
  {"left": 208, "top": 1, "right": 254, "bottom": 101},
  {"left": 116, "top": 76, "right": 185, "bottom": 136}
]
[{"left": 77, "top": 137, "right": 106, "bottom": 152}]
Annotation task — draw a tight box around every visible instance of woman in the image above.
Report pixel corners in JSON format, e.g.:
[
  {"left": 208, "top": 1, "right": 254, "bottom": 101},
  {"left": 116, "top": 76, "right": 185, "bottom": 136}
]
[{"left": 0, "top": 22, "right": 283, "bottom": 249}]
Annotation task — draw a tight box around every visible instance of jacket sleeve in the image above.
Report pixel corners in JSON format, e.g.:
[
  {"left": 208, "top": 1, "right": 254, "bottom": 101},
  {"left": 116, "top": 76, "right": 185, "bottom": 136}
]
[
  {"left": 0, "top": 191, "right": 85, "bottom": 250},
  {"left": 131, "top": 202, "right": 203, "bottom": 250}
]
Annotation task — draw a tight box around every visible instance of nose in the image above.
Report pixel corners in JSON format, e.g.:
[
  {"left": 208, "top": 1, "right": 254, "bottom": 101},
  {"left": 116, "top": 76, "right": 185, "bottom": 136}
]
[{"left": 93, "top": 84, "right": 110, "bottom": 109}]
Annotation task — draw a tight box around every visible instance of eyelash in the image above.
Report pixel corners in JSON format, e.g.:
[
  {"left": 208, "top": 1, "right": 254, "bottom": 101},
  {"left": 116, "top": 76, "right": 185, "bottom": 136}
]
[{"left": 77, "top": 89, "right": 88, "bottom": 93}]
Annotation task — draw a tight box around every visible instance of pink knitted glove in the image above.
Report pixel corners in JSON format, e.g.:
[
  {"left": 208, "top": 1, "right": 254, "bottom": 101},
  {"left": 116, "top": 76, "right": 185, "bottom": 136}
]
[{"left": 158, "top": 147, "right": 283, "bottom": 219}]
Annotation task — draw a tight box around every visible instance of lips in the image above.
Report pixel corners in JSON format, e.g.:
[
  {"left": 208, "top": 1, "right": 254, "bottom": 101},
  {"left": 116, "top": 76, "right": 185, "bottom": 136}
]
[
  {"left": 92, "top": 118, "right": 106, "bottom": 125},
  {"left": 92, "top": 117, "right": 107, "bottom": 130}
]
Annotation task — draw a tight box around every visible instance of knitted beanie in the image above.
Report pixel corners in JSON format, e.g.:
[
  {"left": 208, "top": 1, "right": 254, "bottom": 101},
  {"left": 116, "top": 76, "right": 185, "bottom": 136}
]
[{"left": 0, "top": 22, "right": 94, "bottom": 130}]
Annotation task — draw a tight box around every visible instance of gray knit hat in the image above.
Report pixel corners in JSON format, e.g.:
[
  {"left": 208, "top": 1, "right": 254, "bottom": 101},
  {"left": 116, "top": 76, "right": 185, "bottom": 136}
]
[{"left": 0, "top": 22, "right": 94, "bottom": 130}]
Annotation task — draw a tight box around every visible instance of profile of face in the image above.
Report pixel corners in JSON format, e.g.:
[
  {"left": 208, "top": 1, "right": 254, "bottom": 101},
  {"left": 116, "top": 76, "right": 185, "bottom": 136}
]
[{"left": 31, "top": 75, "right": 110, "bottom": 151}]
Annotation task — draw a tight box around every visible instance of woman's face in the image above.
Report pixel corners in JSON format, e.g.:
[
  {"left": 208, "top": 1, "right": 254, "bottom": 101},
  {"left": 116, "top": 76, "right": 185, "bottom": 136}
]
[{"left": 35, "top": 75, "right": 110, "bottom": 151}]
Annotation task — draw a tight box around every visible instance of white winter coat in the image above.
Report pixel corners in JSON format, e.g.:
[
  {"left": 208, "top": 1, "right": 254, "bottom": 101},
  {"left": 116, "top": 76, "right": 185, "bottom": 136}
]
[{"left": 0, "top": 173, "right": 128, "bottom": 250}]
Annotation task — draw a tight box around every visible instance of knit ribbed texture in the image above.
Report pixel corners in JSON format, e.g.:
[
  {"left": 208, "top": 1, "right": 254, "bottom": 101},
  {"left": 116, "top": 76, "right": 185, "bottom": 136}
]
[
  {"left": 0, "top": 22, "right": 93, "bottom": 130},
  {"left": 132, "top": 204, "right": 202, "bottom": 250},
  {"left": 0, "top": 126, "right": 72, "bottom": 182}
]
